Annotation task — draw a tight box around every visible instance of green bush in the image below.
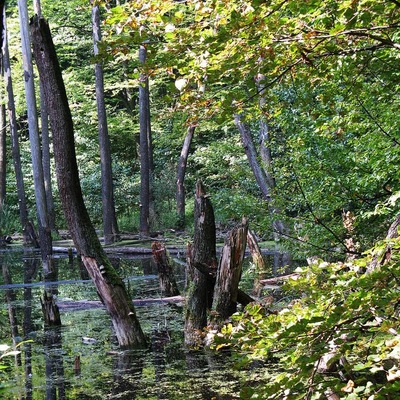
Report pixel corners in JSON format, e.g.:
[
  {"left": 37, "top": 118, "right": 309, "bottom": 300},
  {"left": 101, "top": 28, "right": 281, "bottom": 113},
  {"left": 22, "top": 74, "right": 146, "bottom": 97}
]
[{"left": 212, "top": 238, "right": 400, "bottom": 399}]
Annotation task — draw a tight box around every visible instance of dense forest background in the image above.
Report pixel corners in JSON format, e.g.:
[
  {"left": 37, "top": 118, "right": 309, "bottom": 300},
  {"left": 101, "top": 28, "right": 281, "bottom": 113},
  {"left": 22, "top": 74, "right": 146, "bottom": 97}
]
[
  {"left": 1, "top": 1, "right": 400, "bottom": 399},
  {"left": 1, "top": 0, "right": 399, "bottom": 262}
]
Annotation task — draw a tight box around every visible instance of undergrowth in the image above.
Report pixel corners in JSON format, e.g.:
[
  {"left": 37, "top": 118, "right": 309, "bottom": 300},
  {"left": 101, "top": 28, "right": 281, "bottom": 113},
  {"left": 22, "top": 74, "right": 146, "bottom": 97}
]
[{"left": 212, "top": 237, "right": 400, "bottom": 399}]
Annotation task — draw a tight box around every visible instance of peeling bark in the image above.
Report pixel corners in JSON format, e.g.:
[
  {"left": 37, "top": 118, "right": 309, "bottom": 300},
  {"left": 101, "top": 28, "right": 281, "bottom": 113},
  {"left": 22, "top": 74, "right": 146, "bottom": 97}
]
[{"left": 211, "top": 218, "right": 248, "bottom": 326}]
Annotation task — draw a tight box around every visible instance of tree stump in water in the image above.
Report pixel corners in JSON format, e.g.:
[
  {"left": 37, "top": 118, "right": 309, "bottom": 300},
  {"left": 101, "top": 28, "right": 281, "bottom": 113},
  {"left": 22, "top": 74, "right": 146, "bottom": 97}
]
[
  {"left": 184, "top": 181, "right": 218, "bottom": 347},
  {"left": 152, "top": 241, "right": 180, "bottom": 297},
  {"left": 247, "top": 228, "right": 267, "bottom": 296},
  {"left": 41, "top": 291, "right": 61, "bottom": 326},
  {"left": 210, "top": 218, "right": 248, "bottom": 326}
]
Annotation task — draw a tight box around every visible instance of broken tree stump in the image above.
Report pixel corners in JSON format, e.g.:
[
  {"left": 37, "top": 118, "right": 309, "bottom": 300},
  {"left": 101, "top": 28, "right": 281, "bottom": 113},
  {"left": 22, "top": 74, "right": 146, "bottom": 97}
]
[
  {"left": 184, "top": 181, "right": 218, "bottom": 348},
  {"left": 247, "top": 228, "right": 267, "bottom": 296},
  {"left": 152, "top": 241, "right": 180, "bottom": 297},
  {"left": 210, "top": 218, "right": 248, "bottom": 326},
  {"left": 41, "top": 291, "right": 61, "bottom": 326}
]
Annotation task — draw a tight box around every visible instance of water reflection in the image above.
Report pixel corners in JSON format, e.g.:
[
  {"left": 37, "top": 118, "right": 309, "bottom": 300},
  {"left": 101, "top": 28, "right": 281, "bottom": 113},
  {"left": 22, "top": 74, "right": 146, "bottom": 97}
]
[{"left": 0, "top": 252, "right": 270, "bottom": 399}]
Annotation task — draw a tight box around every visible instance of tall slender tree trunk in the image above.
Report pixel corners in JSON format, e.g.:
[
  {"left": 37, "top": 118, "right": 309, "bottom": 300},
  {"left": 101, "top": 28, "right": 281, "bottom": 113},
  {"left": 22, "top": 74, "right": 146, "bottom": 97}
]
[
  {"left": 92, "top": 2, "right": 119, "bottom": 245},
  {"left": 0, "top": 64, "right": 5, "bottom": 208},
  {"left": 34, "top": 0, "right": 56, "bottom": 233},
  {"left": 30, "top": 15, "right": 147, "bottom": 348},
  {"left": 2, "top": 7, "right": 29, "bottom": 242},
  {"left": 176, "top": 125, "right": 195, "bottom": 229},
  {"left": 139, "top": 45, "right": 150, "bottom": 236},
  {"left": 235, "top": 114, "right": 272, "bottom": 202},
  {"left": 18, "top": 0, "right": 52, "bottom": 263}
]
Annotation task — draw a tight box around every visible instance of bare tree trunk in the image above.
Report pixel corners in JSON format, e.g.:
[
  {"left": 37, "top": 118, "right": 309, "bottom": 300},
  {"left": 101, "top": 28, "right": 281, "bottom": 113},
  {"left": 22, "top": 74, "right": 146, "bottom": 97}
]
[
  {"left": 0, "top": 74, "right": 5, "bottom": 208},
  {"left": 176, "top": 125, "right": 195, "bottom": 229},
  {"left": 92, "top": 3, "right": 119, "bottom": 245},
  {"left": 139, "top": 45, "right": 150, "bottom": 236},
  {"left": 247, "top": 228, "right": 267, "bottom": 296},
  {"left": 39, "top": 83, "right": 57, "bottom": 232},
  {"left": 256, "top": 74, "right": 276, "bottom": 189},
  {"left": 235, "top": 113, "right": 289, "bottom": 270},
  {"left": 18, "top": 0, "right": 52, "bottom": 264},
  {"left": 30, "top": 15, "right": 147, "bottom": 348},
  {"left": 34, "top": 0, "right": 56, "bottom": 235},
  {"left": 235, "top": 114, "right": 272, "bottom": 202},
  {"left": 210, "top": 218, "right": 248, "bottom": 326},
  {"left": 2, "top": 8, "right": 29, "bottom": 243},
  {"left": 367, "top": 213, "right": 400, "bottom": 272},
  {"left": 152, "top": 241, "right": 180, "bottom": 297},
  {"left": 184, "top": 181, "right": 218, "bottom": 347}
]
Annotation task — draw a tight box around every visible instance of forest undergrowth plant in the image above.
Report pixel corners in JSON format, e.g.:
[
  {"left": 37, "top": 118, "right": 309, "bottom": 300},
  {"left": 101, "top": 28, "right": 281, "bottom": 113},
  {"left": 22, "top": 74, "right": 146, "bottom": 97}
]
[
  {"left": 0, "top": 205, "right": 20, "bottom": 236},
  {"left": 212, "top": 238, "right": 400, "bottom": 399}
]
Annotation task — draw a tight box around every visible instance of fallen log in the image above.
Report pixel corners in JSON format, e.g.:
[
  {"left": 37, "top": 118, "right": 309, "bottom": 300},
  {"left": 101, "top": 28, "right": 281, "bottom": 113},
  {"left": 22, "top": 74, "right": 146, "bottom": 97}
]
[
  {"left": 259, "top": 273, "right": 300, "bottom": 286},
  {"left": 57, "top": 295, "right": 185, "bottom": 312}
]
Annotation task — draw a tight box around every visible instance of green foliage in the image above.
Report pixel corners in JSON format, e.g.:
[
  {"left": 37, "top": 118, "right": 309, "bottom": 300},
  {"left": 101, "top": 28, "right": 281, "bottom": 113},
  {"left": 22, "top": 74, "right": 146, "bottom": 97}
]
[
  {"left": 212, "top": 240, "right": 400, "bottom": 399},
  {"left": 0, "top": 204, "right": 21, "bottom": 235}
]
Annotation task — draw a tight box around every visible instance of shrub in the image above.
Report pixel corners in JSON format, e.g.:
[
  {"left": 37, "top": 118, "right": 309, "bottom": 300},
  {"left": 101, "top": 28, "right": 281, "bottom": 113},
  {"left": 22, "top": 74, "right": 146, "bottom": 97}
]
[{"left": 212, "top": 238, "right": 400, "bottom": 399}]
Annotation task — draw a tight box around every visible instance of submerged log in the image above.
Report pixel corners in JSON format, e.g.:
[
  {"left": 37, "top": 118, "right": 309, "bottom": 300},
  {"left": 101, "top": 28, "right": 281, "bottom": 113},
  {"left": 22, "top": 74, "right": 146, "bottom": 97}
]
[
  {"left": 210, "top": 218, "right": 248, "bottom": 326},
  {"left": 57, "top": 295, "right": 185, "bottom": 311},
  {"left": 152, "top": 241, "right": 180, "bottom": 297}
]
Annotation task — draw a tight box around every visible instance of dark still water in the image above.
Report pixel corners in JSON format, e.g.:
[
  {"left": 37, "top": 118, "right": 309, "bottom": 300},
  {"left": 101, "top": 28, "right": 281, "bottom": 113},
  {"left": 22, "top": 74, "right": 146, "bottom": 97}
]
[{"left": 0, "top": 251, "right": 265, "bottom": 399}]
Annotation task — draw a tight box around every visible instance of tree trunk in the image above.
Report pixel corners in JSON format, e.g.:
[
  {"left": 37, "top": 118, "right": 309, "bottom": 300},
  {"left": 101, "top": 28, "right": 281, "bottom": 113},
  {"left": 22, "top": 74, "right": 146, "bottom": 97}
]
[
  {"left": 0, "top": 76, "right": 5, "bottom": 208},
  {"left": 39, "top": 81, "right": 57, "bottom": 232},
  {"left": 92, "top": 3, "right": 119, "bottom": 245},
  {"left": 18, "top": 0, "right": 52, "bottom": 263},
  {"left": 176, "top": 125, "right": 195, "bottom": 229},
  {"left": 256, "top": 74, "right": 276, "bottom": 189},
  {"left": 235, "top": 114, "right": 272, "bottom": 202},
  {"left": 210, "top": 218, "right": 248, "bottom": 326},
  {"left": 367, "top": 213, "right": 400, "bottom": 272},
  {"left": 247, "top": 228, "right": 267, "bottom": 296},
  {"left": 2, "top": 8, "right": 29, "bottom": 243},
  {"left": 139, "top": 45, "right": 150, "bottom": 236},
  {"left": 235, "top": 113, "right": 289, "bottom": 270},
  {"left": 152, "top": 241, "right": 180, "bottom": 297},
  {"left": 40, "top": 291, "right": 61, "bottom": 327},
  {"left": 184, "top": 181, "right": 218, "bottom": 347},
  {"left": 30, "top": 15, "right": 147, "bottom": 348},
  {"left": 34, "top": 0, "right": 56, "bottom": 235}
]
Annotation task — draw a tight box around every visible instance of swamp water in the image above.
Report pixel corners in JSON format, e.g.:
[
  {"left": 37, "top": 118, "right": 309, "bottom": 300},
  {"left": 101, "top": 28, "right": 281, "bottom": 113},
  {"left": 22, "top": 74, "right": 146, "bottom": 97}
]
[{"left": 0, "top": 251, "right": 268, "bottom": 399}]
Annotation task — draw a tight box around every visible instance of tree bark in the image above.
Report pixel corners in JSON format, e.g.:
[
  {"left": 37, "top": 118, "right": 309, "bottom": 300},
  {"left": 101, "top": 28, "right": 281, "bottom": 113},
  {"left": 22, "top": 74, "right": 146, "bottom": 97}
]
[
  {"left": 92, "top": 3, "right": 119, "bottom": 245},
  {"left": 255, "top": 74, "right": 276, "bottom": 189},
  {"left": 2, "top": 8, "right": 29, "bottom": 243},
  {"left": 247, "top": 228, "right": 267, "bottom": 296},
  {"left": 0, "top": 74, "right": 5, "bottom": 208},
  {"left": 210, "top": 218, "right": 248, "bottom": 326},
  {"left": 40, "top": 291, "right": 61, "bottom": 326},
  {"left": 184, "top": 181, "right": 218, "bottom": 347},
  {"left": 235, "top": 114, "right": 272, "bottom": 202},
  {"left": 139, "top": 45, "right": 150, "bottom": 236},
  {"left": 176, "top": 125, "right": 195, "bottom": 229},
  {"left": 18, "top": 0, "right": 52, "bottom": 263},
  {"left": 235, "top": 113, "right": 289, "bottom": 270},
  {"left": 152, "top": 241, "right": 180, "bottom": 297},
  {"left": 34, "top": 0, "right": 56, "bottom": 236},
  {"left": 30, "top": 16, "right": 146, "bottom": 348},
  {"left": 367, "top": 213, "right": 400, "bottom": 272}
]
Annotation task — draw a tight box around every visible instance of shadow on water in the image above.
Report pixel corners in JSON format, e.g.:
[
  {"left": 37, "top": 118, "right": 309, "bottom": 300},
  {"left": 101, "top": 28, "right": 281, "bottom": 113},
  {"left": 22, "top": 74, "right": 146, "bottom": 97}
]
[{"left": 0, "top": 251, "right": 275, "bottom": 399}]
